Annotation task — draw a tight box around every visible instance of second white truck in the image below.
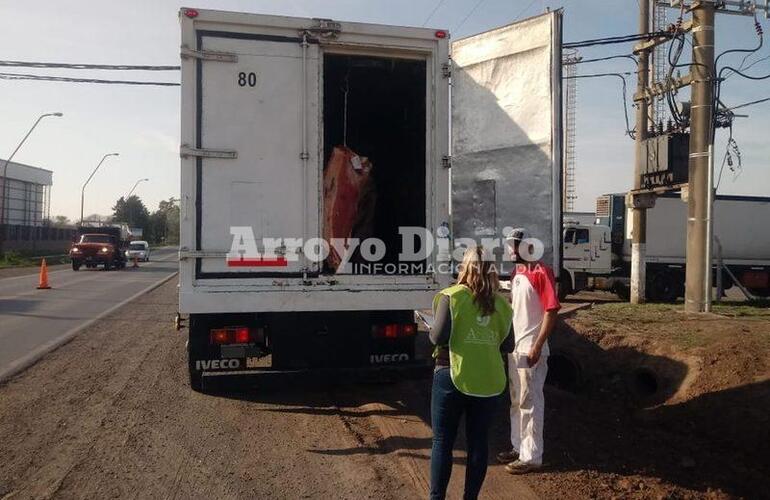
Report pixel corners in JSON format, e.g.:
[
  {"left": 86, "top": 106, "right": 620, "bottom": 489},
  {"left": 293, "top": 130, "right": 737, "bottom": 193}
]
[{"left": 562, "top": 193, "right": 770, "bottom": 302}]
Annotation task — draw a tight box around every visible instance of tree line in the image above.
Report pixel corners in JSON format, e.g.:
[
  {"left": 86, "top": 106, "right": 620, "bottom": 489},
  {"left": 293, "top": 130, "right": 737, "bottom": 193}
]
[{"left": 49, "top": 196, "right": 179, "bottom": 245}]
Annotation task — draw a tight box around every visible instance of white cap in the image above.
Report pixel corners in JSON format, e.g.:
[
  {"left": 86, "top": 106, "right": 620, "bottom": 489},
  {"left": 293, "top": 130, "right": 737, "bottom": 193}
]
[{"left": 504, "top": 227, "right": 529, "bottom": 247}]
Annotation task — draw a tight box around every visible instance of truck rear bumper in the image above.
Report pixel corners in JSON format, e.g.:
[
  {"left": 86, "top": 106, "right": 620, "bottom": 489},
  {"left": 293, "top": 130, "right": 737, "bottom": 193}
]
[{"left": 200, "top": 360, "right": 432, "bottom": 380}]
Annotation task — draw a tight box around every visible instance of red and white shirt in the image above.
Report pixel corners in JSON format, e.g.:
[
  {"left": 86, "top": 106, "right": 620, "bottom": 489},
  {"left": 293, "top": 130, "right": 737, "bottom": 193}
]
[{"left": 510, "top": 262, "right": 560, "bottom": 355}]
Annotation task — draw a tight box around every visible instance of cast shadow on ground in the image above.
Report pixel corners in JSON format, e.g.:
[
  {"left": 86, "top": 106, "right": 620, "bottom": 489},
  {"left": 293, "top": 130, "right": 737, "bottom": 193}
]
[{"left": 209, "top": 317, "right": 768, "bottom": 497}]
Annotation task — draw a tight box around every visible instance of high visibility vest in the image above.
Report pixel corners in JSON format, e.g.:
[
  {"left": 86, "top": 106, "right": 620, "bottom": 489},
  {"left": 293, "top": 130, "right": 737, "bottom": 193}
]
[{"left": 433, "top": 284, "right": 512, "bottom": 397}]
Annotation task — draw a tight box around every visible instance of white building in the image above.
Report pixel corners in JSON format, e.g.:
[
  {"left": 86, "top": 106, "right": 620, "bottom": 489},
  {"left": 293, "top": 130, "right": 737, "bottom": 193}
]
[{"left": 0, "top": 160, "right": 52, "bottom": 226}]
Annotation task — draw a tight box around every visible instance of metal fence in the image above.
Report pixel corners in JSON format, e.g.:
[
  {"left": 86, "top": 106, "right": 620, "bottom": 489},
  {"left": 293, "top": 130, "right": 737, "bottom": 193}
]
[{"left": 0, "top": 223, "right": 76, "bottom": 254}]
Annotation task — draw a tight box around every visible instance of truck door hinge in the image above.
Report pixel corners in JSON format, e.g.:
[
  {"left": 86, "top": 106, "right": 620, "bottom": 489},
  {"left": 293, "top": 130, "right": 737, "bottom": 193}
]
[
  {"left": 442, "top": 155, "right": 452, "bottom": 169},
  {"left": 180, "top": 145, "right": 238, "bottom": 160},
  {"left": 180, "top": 46, "right": 238, "bottom": 63},
  {"left": 442, "top": 63, "right": 451, "bottom": 78},
  {"left": 302, "top": 18, "right": 342, "bottom": 39}
]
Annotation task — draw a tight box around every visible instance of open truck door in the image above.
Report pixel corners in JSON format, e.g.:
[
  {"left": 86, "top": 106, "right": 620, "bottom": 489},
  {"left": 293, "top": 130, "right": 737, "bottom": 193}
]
[{"left": 451, "top": 11, "right": 563, "bottom": 275}]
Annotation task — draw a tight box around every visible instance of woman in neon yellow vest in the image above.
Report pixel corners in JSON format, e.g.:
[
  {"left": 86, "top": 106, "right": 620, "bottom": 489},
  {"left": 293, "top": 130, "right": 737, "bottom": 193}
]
[{"left": 429, "top": 246, "right": 514, "bottom": 500}]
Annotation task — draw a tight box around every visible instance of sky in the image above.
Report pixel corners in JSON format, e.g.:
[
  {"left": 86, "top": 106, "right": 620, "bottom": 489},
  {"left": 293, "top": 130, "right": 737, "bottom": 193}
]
[{"left": 1, "top": 0, "right": 768, "bottom": 221}]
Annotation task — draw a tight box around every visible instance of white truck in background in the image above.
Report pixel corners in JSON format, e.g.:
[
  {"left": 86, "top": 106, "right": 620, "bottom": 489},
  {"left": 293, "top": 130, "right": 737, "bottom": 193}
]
[
  {"left": 561, "top": 193, "right": 770, "bottom": 302},
  {"left": 178, "top": 8, "right": 563, "bottom": 391}
]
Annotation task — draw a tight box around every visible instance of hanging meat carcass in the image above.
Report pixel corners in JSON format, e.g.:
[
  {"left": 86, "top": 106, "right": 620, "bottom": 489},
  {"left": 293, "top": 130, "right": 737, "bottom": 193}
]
[{"left": 323, "top": 146, "right": 376, "bottom": 271}]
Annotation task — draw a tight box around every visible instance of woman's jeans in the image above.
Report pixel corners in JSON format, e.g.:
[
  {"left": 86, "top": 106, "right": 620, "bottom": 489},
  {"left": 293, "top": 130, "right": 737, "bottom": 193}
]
[{"left": 430, "top": 367, "right": 498, "bottom": 500}]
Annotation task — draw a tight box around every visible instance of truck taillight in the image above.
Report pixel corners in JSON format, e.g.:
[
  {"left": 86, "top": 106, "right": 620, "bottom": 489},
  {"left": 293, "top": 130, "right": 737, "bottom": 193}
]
[
  {"left": 210, "top": 329, "right": 229, "bottom": 344},
  {"left": 183, "top": 8, "right": 199, "bottom": 18},
  {"left": 234, "top": 326, "right": 249, "bottom": 344},
  {"left": 372, "top": 323, "right": 418, "bottom": 339},
  {"left": 210, "top": 326, "right": 252, "bottom": 345}
]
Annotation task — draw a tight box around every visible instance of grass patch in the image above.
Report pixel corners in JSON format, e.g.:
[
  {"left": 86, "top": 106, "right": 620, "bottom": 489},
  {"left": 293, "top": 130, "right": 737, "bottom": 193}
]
[
  {"left": 712, "top": 300, "right": 770, "bottom": 318},
  {"left": 0, "top": 252, "right": 69, "bottom": 269}
]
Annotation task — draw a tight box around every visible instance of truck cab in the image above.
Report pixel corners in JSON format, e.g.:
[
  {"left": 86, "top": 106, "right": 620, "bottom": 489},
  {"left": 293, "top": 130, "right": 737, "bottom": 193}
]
[
  {"left": 70, "top": 224, "right": 130, "bottom": 271},
  {"left": 560, "top": 223, "right": 614, "bottom": 299}
]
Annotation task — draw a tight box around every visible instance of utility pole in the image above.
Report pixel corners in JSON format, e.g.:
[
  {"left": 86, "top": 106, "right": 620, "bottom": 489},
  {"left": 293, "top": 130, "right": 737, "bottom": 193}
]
[
  {"left": 684, "top": 0, "right": 715, "bottom": 313},
  {"left": 630, "top": 0, "right": 651, "bottom": 304}
]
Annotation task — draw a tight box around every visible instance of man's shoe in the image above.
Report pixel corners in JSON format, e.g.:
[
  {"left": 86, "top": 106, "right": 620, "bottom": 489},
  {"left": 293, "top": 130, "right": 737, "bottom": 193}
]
[
  {"left": 504, "top": 460, "right": 542, "bottom": 474},
  {"left": 496, "top": 450, "right": 519, "bottom": 464}
]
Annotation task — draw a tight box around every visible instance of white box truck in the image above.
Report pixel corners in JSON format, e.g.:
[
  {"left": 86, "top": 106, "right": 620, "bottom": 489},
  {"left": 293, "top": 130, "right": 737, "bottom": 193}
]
[
  {"left": 178, "top": 7, "right": 562, "bottom": 391},
  {"left": 562, "top": 193, "right": 770, "bottom": 302}
]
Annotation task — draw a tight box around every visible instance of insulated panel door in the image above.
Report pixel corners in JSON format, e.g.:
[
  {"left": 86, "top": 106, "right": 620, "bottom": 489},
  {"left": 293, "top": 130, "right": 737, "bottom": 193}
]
[
  {"left": 197, "top": 33, "right": 319, "bottom": 277},
  {"left": 451, "top": 12, "right": 562, "bottom": 274}
]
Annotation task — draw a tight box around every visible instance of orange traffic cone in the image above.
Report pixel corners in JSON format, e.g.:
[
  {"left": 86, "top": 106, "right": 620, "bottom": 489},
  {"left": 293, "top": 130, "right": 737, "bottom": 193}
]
[{"left": 37, "top": 258, "right": 52, "bottom": 289}]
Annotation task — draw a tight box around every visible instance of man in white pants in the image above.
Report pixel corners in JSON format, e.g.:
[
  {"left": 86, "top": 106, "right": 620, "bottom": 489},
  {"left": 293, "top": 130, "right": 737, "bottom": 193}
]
[{"left": 498, "top": 228, "right": 560, "bottom": 473}]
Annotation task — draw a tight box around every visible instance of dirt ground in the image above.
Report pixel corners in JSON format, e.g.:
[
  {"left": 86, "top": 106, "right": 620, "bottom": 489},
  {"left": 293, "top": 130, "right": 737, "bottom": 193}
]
[
  {"left": 0, "top": 283, "right": 767, "bottom": 499},
  {"left": 531, "top": 293, "right": 770, "bottom": 499},
  {"left": 0, "top": 281, "right": 419, "bottom": 500}
]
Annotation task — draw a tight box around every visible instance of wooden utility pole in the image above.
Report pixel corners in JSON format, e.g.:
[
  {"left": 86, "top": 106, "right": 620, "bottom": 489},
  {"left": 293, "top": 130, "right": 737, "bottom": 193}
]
[
  {"left": 684, "top": 0, "right": 715, "bottom": 313},
  {"left": 630, "top": 0, "right": 651, "bottom": 304}
]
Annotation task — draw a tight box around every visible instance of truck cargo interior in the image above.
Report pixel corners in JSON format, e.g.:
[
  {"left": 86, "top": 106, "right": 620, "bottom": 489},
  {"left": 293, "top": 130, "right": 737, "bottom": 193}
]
[{"left": 323, "top": 53, "right": 426, "bottom": 274}]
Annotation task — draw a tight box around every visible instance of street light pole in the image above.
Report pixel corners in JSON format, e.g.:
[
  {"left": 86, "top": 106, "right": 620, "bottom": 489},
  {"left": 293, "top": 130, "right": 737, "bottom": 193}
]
[
  {"left": 80, "top": 152, "right": 119, "bottom": 225},
  {"left": 125, "top": 178, "right": 149, "bottom": 228},
  {"left": 126, "top": 178, "right": 149, "bottom": 200},
  {"left": 0, "top": 112, "right": 63, "bottom": 224}
]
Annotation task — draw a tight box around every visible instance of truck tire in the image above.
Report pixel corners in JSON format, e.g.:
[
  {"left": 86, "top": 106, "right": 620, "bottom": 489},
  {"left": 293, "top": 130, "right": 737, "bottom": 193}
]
[
  {"left": 558, "top": 271, "right": 572, "bottom": 302},
  {"left": 104, "top": 259, "right": 112, "bottom": 271},
  {"left": 614, "top": 283, "right": 630, "bottom": 301},
  {"left": 647, "top": 273, "right": 678, "bottom": 303},
  {"left": 72, "top": 261, "right": 81, "bottom": 271}
]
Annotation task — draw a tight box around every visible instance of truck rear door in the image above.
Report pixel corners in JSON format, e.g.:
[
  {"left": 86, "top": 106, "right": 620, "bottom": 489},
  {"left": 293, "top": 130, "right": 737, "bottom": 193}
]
[
  {"left": 180, "top": 10, "right": 320, "bottom": 278},
  {"left": 451, "top": 11, "right": 563, "bottom": 273}
]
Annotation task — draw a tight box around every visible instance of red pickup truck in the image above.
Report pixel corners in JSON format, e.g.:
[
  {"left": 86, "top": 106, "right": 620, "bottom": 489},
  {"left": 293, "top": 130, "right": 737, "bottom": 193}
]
[{"left": 70, "top": 227, "right": 129, "bottom": 271}]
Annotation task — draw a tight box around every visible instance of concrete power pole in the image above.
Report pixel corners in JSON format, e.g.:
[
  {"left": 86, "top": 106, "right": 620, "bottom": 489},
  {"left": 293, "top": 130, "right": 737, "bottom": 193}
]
[
  {"left": 630, "top": 0, "right": 651, "bottom": 304},
  {"left": 684, "top": 1, "right": 716, "bottom": 313}
]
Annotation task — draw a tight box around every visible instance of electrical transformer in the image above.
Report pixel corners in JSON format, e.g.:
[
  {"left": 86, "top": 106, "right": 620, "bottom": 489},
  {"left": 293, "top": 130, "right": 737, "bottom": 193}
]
[{"left": 639, "top": 133, "right": 689, "bottom": 189}]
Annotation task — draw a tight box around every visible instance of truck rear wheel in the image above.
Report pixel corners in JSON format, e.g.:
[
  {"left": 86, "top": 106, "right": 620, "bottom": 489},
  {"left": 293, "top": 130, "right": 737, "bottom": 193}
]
[
  {"left": 647, "top": 273, "right": 678, "bottom": 303},
  {"left": 72, "top": 261, "right": 81, "bottom": 271},
  {"left": 558, "top": 271, "right": 572, "bottom": 302}
]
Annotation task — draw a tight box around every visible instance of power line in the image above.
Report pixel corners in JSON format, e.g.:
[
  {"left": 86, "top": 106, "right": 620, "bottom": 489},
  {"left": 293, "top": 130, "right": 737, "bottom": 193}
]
[
  {"left": 0, "top": 72, "right": 179, "bottom": 86},
  {"left": 724, "top": 95, "right": 770, "bottom": 111},
  {"left": 0, "top": 60, "right": 179, "bottom": 71},
  {"left": 513, "top": 0, "right": 539, "bottom": 22},
  {"left": 565, "top": 54, "right": 638, "bottom": 66},
  {"left": 563, "top": 72, "right": 635, "bottom": 138},
  {"left": 564, "top": 31, "right": 671, "bottom": 49},
  {"left": 422, "top": 0, "right": 449, "bottom": 27},
  {"left": 455, "top": 0, "right": 488, "bottom": 32}
]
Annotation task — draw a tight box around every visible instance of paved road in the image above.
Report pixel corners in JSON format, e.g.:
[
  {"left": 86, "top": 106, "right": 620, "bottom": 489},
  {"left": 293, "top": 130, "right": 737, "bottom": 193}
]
[{"left": 0, "top": 247, "right": 178, "bottom": 380}]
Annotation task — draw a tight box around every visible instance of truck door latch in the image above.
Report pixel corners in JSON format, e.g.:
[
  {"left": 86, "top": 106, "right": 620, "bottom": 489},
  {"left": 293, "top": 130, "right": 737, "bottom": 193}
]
[
  {"left": 180, "top": 46, "right": 238, "bottom": 63},
  {"left": 180, "top": 145, "right": 238, "bottom": 159},
  {"left": 442, "top": 63, "right": 451, "bottom": 78},
  {"left": 442, "top": 155, "right": 452, "bottom": 169}
]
